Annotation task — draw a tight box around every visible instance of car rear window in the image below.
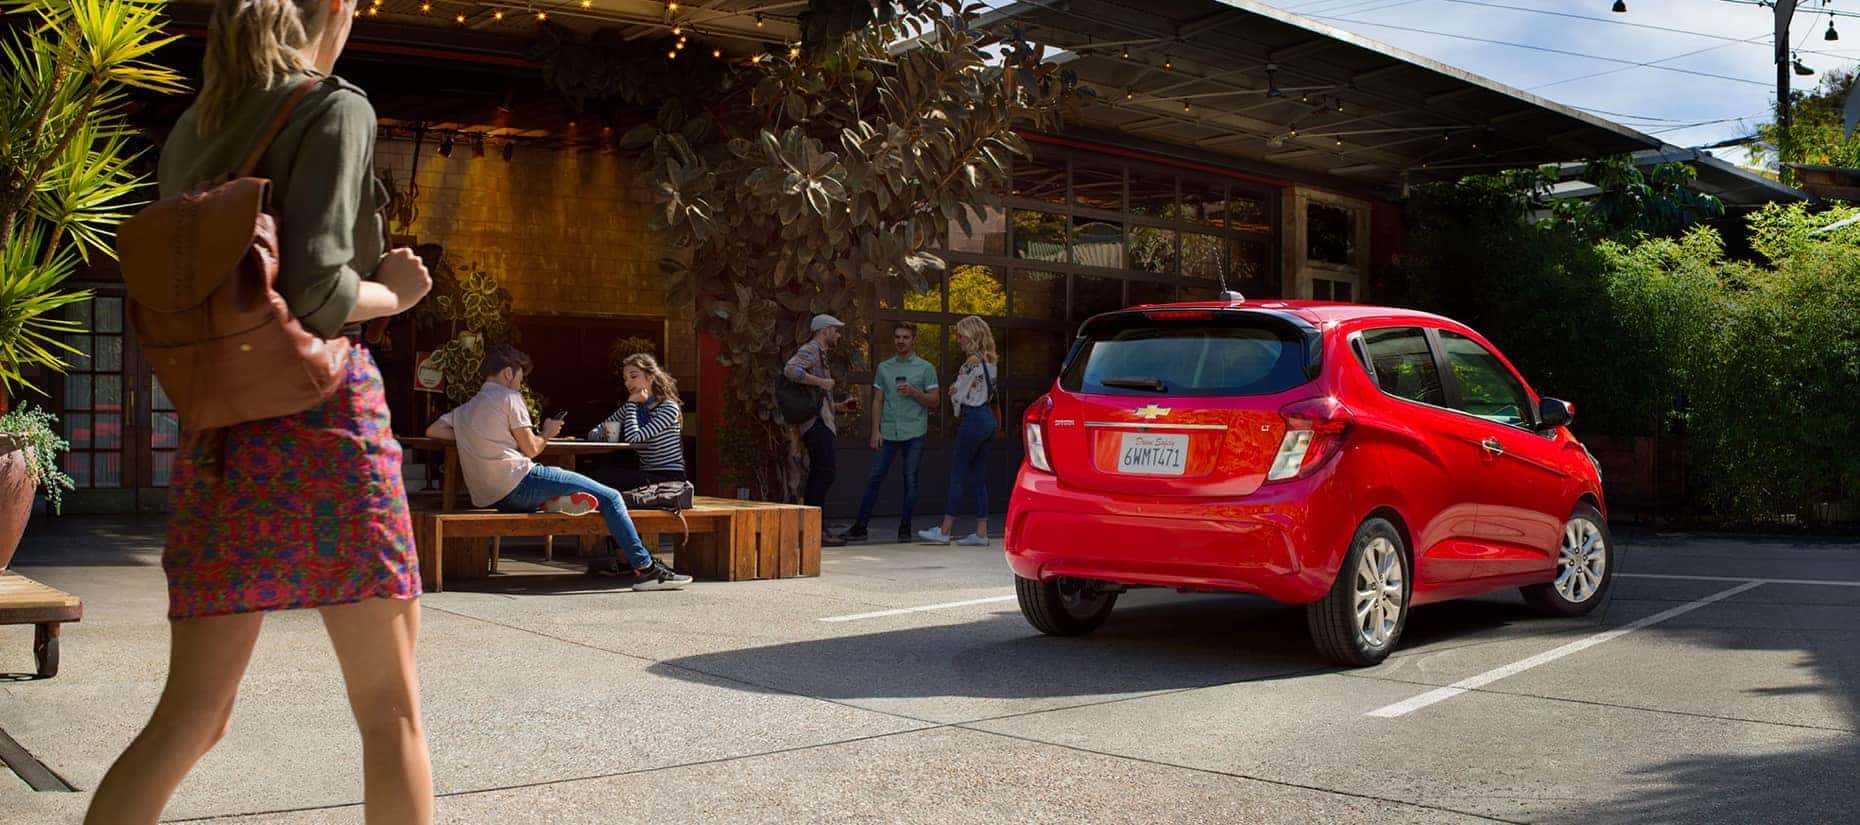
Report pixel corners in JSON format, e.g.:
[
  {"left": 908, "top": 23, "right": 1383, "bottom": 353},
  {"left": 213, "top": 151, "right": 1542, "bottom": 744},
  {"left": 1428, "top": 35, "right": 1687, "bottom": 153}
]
[{"left": 1059, "top": 312, "right": 1313, "bottom": 397}]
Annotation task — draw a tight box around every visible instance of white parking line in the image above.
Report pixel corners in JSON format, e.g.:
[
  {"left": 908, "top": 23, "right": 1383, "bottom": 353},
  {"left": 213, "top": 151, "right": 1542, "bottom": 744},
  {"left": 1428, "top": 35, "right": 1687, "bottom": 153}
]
[
  {"left": 820, "top": 595, "right": 1016, "bottom": 623},
  {"left": 1618, "top": 572, "right": 1860, "bottom": 587},
  {"left": 1366, "top": 580, "right": 1765, "bottom": 718}
]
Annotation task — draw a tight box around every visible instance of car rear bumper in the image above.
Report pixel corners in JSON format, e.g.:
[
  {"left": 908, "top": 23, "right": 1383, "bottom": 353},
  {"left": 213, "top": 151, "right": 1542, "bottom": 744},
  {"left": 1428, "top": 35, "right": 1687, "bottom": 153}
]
[{"left": 1004, "top": 466, "right": 1360, "bottom": 605}]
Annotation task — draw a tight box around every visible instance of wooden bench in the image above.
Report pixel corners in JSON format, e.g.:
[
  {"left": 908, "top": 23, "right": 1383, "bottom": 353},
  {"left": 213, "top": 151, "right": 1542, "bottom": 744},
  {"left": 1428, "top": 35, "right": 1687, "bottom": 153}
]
[
  {"left": 0, "top": 570, "right": 81, "bottom": 678},
  {"left": 412, "top": 497, "right": 820, "bottom": 592}
]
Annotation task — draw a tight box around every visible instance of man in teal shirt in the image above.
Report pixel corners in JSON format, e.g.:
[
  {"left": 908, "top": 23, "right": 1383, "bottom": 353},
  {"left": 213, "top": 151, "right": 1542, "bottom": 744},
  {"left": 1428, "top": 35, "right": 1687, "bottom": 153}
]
[{"left": 843, "top": 321, "right": 940, "bottom": 542}]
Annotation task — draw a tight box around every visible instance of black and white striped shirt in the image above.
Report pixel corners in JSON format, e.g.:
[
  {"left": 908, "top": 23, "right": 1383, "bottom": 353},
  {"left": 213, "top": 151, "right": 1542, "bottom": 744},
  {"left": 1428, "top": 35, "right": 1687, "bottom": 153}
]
[{"left": 589, "top": 398, "right": 684, "bottom": 473}]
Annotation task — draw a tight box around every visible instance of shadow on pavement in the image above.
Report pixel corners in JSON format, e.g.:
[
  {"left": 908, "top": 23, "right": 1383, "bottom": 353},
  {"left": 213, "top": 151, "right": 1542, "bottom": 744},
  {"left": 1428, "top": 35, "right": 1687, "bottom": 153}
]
[{"left": 11, "top": 514, "right": 165, "bottom": 568}]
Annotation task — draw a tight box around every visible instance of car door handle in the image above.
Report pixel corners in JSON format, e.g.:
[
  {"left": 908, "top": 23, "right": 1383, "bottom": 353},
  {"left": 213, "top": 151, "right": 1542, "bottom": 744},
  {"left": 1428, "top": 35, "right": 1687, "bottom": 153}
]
[{"left": 1481, "top": 437, "right": 1505, "bottom": 457}]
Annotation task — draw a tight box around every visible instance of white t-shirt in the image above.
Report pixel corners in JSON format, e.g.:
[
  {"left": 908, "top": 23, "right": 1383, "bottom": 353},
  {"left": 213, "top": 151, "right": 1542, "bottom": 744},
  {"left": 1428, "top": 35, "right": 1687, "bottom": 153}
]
[
  {"left": 436, "top": 382, "right": 535, "bottom": 507},
  {"left": 948, "top": 358, "right": 998, "bottom": 413}
]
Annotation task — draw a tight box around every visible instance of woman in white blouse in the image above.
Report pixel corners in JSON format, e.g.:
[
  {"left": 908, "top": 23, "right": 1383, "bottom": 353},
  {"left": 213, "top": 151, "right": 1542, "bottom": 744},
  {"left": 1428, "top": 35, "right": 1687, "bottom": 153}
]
[{"left": 918, "top": 315, "right": 1000, "bottom": 546}]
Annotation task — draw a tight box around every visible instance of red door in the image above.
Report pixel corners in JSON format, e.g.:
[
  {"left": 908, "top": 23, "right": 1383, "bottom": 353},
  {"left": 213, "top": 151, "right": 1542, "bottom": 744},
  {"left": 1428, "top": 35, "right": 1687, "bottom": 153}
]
[{"left": 1436, "top": 330, "right": 1566, "bottom": 565}]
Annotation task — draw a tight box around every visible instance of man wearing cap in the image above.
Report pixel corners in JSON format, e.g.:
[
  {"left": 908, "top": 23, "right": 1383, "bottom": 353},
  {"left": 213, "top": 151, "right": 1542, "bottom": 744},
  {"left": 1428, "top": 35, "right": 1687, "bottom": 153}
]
[{"left": 784, "top": 314, "right": 856, "bottom": 546}]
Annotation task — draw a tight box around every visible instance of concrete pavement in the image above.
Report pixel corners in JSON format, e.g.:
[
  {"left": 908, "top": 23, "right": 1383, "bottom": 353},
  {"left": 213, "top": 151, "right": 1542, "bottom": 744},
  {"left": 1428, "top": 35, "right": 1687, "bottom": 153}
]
[{"left": 2, "top": 519, "right": 1856, "bottom": 823}]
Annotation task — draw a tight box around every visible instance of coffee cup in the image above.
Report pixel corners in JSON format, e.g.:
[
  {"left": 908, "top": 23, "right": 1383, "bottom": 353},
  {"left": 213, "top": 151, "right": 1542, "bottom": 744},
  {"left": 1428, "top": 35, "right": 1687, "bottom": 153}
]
[{"left": 599, "top": 421, "right": 621, "bottom": 442}]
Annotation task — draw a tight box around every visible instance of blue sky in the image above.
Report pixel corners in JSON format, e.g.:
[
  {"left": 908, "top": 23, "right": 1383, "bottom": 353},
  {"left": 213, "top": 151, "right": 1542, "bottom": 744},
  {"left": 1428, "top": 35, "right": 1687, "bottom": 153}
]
[{"left": 1257, "top": 0, "right": 1860, "bottom": 168}]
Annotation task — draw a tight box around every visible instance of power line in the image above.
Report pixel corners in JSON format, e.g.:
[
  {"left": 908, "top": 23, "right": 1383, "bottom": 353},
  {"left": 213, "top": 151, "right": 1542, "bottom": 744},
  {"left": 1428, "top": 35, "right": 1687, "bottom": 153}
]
[
  {"left": 1308, "top": 14, "right": 1774, "bottom": 86},
  {"left": 1527, "top": 37, "right": 1764, "bottom": 92},
  {"left": 1362, "top": 0, "right": 1857, "bottom": 60}
]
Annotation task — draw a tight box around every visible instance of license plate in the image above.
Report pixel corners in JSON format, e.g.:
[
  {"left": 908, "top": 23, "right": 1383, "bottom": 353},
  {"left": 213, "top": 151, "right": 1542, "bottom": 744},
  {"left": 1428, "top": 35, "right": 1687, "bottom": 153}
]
[{"left": 1117, "top": 433, "right": 1189, "bottom": 475}]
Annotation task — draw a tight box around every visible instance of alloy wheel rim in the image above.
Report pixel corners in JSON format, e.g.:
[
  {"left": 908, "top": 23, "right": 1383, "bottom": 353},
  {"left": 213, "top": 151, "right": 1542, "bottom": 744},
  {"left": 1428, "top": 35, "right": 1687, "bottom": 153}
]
[
  {"left": 1555, "top": 518, "right": 1607, "bottom": 603},
  {"left": 1353, "top": 537, "right": 1404, "bottom": 649}
]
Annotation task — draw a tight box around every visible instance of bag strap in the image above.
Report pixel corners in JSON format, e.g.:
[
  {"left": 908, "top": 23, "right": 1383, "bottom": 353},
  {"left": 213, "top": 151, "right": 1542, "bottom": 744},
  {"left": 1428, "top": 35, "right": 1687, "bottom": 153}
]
[{"left": 233, "top": 76, "right": 325, "bottom": 179}]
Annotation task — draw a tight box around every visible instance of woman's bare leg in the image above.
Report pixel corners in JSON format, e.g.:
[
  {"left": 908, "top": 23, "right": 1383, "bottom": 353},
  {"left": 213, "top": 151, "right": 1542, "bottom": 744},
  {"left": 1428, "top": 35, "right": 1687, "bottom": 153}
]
[
  {"left": 320, "top": 597, "right": 432, "bottom": 825},
  {"left": 85, "top": 613, "right": 265, "bottom": 825}
]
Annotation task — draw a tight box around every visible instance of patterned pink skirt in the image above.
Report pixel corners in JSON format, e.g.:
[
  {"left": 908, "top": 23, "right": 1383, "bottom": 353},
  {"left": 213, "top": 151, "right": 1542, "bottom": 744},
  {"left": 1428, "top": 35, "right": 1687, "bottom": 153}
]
[{"left": 163, "top": 345, "right": 420, "bottom": 619}]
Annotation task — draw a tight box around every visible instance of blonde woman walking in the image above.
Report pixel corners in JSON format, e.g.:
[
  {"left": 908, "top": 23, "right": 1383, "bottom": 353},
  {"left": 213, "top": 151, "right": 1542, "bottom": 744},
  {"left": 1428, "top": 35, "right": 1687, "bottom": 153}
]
[
  {"left": 87, "top": 0, "right": 434, "bottom": 822},
  {"left": 918, "top": 316, "right": 1000, "bottom": 547}
]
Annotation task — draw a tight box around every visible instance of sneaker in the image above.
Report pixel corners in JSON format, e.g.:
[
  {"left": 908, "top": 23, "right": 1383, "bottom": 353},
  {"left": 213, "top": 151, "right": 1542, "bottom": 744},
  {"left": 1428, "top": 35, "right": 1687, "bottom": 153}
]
[
  {"left": 631, "top": 560, "right": 692, "bottom": 591},
  {"left": 841, "top": 525, "right": 870, "bottom": 542},
  {"left": 543, "top": 492, "right": 600, "bottom": 516},
  {"left": 956, "top": 534, "right": 991, "bottom": 547},
  {"left": 821, "top": 532, "right": 847, "bottom": 547},
  {"left": 896, "top": 528, "right": 914, "bottom": 543},
  {"left": 916, "top": 526, "right": 953, "bottom": 545}
]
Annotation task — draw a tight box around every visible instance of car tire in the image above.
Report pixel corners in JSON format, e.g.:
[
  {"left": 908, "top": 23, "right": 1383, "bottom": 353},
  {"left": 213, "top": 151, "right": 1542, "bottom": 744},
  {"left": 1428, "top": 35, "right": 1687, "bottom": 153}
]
[
  {"left": 1307, "top": 517, "right": 1410, "bottom": 667},
  {"left": 1016, "top": 575, "right": 1118, "bottom": 636},
  {"left": 1521, "top": 504, "right": 1614, "bottom": 617}
]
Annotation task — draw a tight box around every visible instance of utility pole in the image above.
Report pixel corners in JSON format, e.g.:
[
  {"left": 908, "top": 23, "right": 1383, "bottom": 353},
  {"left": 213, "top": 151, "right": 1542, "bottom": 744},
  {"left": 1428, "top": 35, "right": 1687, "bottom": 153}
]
[{"left": 1776, "top": 0, "right": 1799, "bottom": 128}]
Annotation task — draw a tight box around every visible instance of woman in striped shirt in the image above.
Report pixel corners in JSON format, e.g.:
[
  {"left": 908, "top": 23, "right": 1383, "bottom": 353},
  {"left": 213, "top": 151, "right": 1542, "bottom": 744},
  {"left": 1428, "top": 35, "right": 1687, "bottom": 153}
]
[{"left": 588, "top": 353, "right": 685, "bottom": 488}]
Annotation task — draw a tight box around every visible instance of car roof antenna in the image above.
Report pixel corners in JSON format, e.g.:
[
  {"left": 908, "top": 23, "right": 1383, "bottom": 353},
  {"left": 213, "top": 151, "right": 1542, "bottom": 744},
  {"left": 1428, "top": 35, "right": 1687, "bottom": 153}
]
[{"left": 1215, "top": 268, "right": 1244, "bottom": 303}]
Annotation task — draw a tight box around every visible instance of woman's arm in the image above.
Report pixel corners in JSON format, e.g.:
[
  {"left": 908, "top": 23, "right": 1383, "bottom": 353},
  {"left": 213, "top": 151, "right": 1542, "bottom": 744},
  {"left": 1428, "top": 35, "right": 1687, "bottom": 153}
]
[{"left": 621, "top": 400, "right": 681, "bottom": 442}]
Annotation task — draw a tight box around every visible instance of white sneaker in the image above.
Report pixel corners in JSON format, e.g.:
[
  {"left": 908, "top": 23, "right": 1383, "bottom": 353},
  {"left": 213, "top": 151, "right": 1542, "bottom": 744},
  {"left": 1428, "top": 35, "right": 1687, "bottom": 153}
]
[
  {"left": 542, "top": 492, "right": 599, "bottom": 516},
  {"left": 955, "top": 534, "right": 990, "bottom": 547},
  {"left": 916, "top": 527, "right": 953, "bottom": 545}
]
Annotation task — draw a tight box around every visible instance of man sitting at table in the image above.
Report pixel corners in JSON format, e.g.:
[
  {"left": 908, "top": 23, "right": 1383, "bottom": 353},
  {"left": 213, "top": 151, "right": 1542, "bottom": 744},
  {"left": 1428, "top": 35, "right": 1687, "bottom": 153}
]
[{"left": 425, "top": 344, "right": 691, "bottom": 590}]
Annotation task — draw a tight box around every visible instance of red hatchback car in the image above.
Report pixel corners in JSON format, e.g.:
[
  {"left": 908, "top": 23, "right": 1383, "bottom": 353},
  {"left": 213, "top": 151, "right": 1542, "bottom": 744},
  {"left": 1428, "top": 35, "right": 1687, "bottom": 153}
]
[{"left": 1007, "top": 298, "right": 1612, "bottom": 666}]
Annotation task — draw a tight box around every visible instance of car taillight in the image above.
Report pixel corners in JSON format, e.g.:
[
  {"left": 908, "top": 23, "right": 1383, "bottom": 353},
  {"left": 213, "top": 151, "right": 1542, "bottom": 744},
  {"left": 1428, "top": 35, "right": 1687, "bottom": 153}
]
[
  {"left": 1024, "top": 394, "right": 1054, "bottom": 473},
  {"left": 1266, "top": 396, "right": 1353, "bottom": 482}
]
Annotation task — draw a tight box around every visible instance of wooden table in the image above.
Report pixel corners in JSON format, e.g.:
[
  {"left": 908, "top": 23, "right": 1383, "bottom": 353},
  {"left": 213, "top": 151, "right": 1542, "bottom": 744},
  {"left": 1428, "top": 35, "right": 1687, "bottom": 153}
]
[
  {"left": 400, "top": 436, "right": 640, "bottom": 511},
  {"left": 0, "top": 570, "right": 82, "bottom": 678}
]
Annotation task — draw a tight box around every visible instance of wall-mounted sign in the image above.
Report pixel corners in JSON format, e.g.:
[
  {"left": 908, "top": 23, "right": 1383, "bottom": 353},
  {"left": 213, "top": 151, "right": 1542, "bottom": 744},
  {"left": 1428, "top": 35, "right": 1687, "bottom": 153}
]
[{"left": 414, "top": 351, "right": 445, "bottom": 394}]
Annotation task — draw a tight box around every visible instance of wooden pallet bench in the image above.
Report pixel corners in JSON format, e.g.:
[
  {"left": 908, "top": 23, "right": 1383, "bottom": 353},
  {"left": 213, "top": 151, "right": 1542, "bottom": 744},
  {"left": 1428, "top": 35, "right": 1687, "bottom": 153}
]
[
  {"left": 0, "top": 570, "right": 81, "bottom": 678},
  {"left": 412, "top": 496, "right": 820, "bottom": 592}
]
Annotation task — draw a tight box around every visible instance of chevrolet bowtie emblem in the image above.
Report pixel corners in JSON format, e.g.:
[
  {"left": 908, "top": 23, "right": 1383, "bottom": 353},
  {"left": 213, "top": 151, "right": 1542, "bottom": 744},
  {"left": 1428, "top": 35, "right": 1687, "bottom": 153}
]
[{"left": 1133, "top": 404, "right": 1172, "bottom": 420}]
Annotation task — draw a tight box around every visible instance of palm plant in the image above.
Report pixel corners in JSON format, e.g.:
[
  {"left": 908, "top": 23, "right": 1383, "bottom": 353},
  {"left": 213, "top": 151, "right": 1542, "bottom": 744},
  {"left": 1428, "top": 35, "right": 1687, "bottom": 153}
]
[{"left": 0, "top": 0, "right": 184, "bottom": 395}]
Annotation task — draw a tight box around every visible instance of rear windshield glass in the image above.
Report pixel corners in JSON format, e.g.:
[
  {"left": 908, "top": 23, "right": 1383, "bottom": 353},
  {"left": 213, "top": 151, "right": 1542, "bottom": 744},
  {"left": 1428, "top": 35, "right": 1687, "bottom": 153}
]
[{"left": 1059, "top": 315, "right": 1312, "bottom": 397}]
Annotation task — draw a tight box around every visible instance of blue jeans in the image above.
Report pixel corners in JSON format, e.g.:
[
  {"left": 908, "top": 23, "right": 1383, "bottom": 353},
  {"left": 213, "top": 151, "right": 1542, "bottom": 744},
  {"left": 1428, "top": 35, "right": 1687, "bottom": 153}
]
[
  {"left": 946, "top": 405, "right": 995, "bottom": 521},
  {"left": 493, "top": 464, "right": 653, "bottom": 570},
  {"left": 854, "top": 435, "right": 925, "bottom": 530}
]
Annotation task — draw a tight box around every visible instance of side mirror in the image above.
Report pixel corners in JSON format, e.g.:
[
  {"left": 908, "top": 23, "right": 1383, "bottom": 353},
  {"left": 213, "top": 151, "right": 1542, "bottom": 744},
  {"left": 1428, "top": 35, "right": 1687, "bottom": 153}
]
[{"left": 1536, "top": 397, "right": 1574, "bottom": 431}]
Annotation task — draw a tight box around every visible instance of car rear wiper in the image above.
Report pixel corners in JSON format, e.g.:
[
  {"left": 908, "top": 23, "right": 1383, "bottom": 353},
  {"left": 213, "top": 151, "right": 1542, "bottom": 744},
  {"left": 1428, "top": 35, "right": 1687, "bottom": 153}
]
[{"left": 1101, "top": 376, "right": 1168, "bottom": 392}]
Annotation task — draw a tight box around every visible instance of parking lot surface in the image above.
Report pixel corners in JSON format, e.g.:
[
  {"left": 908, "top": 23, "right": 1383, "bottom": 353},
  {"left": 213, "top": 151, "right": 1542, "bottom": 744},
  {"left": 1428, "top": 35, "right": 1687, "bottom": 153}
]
[{"left": 2, "top": 518, "right": 1857, "bottom": 823}]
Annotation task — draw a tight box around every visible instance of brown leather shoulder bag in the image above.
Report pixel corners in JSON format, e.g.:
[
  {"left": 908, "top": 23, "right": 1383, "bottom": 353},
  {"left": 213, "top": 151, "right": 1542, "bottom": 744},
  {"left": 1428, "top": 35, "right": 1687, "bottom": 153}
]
[{"left": 115, "top": 78, "right": 352, "bottom": 440}]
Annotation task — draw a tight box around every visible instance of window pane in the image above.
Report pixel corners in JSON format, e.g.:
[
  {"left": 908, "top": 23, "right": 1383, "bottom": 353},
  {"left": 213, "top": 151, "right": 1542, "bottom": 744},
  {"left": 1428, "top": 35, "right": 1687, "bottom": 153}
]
[
  {"left": 1128, "top": 280, "right": 1175, "bottom": 307},
  {"left": 1175, "top": 280, "right": 1221, "bottom": 303},
  {"left": 152, "top": 411, "right": 180, "bottom": 449},
  {"left": 1229, "top": 236, "right": 1274, "bottom": 297},
  {"left": 95, "top": 335, "right": 123, "bottom": 372},
  {"left": 65, "top": 375, "right": 91, "bottom": 410},
  {"left": 64, "top": 452, "right": 92, "bottom": 488},
  {"left": 1231, "top": 193, "right": 1271, "bottom": 233},
  {"left": 1440, "top": 331, "right": 1531, "bottom": 427},
  {"left": 1072, "top": 159, "right": 1123, "bottom": 211},
  {"left": 1012, "top": 210, "right": 1068, "bottom": 263},
  {"left": 1182, "top": 233, "right": 1225, "bottom": 281},
  {"left": 65, "top": 413, "right": 91, "bottom": 449},
  {"left": 1361, "top": 327, "right": 1445, "bottom": 406},
  {"left": 947, "top": 265, "right": 1006, "bottom": 317},
  {"left": 1006, "top": 329, "right": 1069, "bottom": 383},
  {"left": 1129, "top": 226, "right": 1177, "bottom": 274},
  {"left": 1307, "top": 202, "right": 1355, "bottom": 265},
  {"left": 1072, "top": 275, "right": 1123, "bottom": 320},
  {"left": 1010, "top": 152, "right": 1067, "bottom": 206},
  {"left": 1069, "top": 218, "right": 1124, "bottom": 269},
  {"left": 95, "top": 297, "right": 124, "bottom": 333},
  {"left": 94, "top": 452, "right": 121, "bottom": 487},
  {"left": 152, "top": 376, "right": 174, "bottom": 411},
  {"left": 887, "top": 270, "right": 944, "bottom": 313},
  {"left": 151, "top": 451, "right": 174, "bottom": 488},
  {"left": 94, "top": 413, "right": 122, "bottom": 450},
  {"left": 1010, "top": 270, "right": 1066, "bottom": 322},
  {"left": 947, "top": 205, "right": 1007, "bottom": 256},
  {"left": 96, "top": 375, "right": 123, "bottom": 412},
  {"left": 1129, "top": 170, "right": 1175, "bottom": 217},
  {"left": 1181, "top": 181, "right": 1226, "bottom": 228},
  {"left": 66, "top": 300, "right": 92, "bottom": 328},
  {"left": 67, "top": 335, "right": 92, "bottom": 371}
]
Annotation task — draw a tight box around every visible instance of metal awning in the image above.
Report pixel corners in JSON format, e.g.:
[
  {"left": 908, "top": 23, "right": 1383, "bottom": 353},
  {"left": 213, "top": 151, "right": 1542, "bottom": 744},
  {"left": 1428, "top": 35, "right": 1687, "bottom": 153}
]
[
  {"left": 982, "top": 0, "right": 1662, "bottom": 190},
  {"left": 1553, "top": 148, "right": 1807, "bottom": 210}
]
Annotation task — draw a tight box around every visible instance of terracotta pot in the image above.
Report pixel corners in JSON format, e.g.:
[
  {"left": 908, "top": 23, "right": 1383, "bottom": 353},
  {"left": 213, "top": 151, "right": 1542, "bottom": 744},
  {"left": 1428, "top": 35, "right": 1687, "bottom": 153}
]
[{"left": 0, "top": 434, "right": 35, "bottom": 571}]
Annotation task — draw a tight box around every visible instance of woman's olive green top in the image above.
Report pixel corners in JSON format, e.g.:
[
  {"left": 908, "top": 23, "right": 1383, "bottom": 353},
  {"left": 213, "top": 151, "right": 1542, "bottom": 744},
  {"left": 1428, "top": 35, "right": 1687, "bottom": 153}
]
[{"left": 157, "top": 72, "right": 386, "bottom": 339}]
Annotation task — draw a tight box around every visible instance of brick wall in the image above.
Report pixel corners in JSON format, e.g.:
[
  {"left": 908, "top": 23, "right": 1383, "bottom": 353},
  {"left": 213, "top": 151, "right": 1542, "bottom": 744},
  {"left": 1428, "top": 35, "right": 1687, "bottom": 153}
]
[{"left": 372, "top": 138, "right": 697, "bottom": 384}]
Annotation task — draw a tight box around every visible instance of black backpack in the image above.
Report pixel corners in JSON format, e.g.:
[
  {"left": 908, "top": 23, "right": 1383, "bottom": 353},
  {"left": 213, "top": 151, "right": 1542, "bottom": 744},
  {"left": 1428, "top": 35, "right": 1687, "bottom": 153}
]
[
  {"left": 775, "top": 376, "right": 821, "bottom": 425},
  {"left": 620, "top": 480, "right": 697, "bottom": 546}
]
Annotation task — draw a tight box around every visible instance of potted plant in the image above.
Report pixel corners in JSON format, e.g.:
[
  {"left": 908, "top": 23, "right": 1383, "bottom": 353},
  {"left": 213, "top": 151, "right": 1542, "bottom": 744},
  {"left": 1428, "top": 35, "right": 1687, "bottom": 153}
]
[{"left": 0, "top": 0, "right": 183, "bottom": 564}]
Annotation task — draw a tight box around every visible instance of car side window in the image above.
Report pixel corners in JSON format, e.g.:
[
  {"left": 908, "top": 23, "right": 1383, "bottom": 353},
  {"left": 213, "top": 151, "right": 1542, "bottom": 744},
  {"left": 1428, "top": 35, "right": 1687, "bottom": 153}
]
[
  {"left": 1359, "top": 327, "right": 1446, "bottom": 407},
  {"left": 1439, "top": 331, "right": 1531, "bottom": 428}
]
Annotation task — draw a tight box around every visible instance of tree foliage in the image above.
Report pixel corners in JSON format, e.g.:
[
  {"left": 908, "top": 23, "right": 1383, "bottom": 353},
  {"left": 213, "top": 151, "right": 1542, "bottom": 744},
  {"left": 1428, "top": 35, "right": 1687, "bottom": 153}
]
[
  {"left": 621, "top": 0, "right": 1073, "bottom": 498},
  {"left": 1758, "top": 68, "right": 1860, "bottom": 181}
]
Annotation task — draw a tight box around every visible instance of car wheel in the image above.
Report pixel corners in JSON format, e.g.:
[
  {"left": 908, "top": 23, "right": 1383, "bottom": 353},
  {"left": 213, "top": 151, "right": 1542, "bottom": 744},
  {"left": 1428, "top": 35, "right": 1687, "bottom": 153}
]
[
  {"left": 1016, "top": 575, "right": 1118, "bottom": 636},
  {"left": 1307, "top": 518, "right": 1409, "bottom": 667},
  {"left": 1521, "top": 504, "right": 1613, "bottom": 617}
]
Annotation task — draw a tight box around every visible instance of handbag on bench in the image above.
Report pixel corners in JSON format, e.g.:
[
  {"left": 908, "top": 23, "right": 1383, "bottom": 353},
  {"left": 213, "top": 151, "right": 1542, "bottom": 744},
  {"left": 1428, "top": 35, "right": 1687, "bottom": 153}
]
[{"left": 621, "top": 481, "right": 696, "bottom": 544}]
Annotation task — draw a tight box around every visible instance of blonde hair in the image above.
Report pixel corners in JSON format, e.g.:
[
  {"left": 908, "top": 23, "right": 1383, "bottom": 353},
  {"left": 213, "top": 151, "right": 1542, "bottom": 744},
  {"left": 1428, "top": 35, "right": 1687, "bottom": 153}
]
[
  {"left": 955, "top": 315, "right": 997, "bottom": 364},
  {"left": 199, "top": 0, "right": 342, "bottom": 131},
  {"left": 622, "top": 353, "right": 681, "bottom": 405}
]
